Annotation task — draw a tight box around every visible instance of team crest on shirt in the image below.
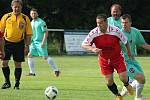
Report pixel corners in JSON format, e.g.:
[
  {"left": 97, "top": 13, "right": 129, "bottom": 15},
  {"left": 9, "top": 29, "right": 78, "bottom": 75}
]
[
  {"left": 43, "top": 25, "right": 47, "bottom": 30},
  {"left": 19, "top": 22, "right": 25, "bottom": 29},
  {"left": 129, "top": 68, "right": 135, "bottom": 73}
]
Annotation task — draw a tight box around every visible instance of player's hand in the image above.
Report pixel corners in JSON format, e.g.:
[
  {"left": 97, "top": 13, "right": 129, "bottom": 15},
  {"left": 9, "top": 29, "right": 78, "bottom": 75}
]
[
  {"left": 40, "top": 43, "right": 44, "bottom": 48},
  {"left": 91, "top": 48, "right": 102, "bottom": 54},
  {"left": 24, "top": 45, "right": 29, "bottom": 55},
  {"left": 0, "top": 50, "right": 5, "bottom": 59}
]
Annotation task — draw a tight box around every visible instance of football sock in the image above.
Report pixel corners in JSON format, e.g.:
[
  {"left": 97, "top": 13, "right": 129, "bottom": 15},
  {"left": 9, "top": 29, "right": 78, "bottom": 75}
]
[
  {"left": 14, "top": 68, "right": 22, "bottom": 83},
  {"left": 107, "top": 83, "right": 120, "bottom": 96},
  {"left": 123, "top": 77, "right": 129, "bottom": 87},
  {"left": 130, "top": 80, "right": 137, "bottom": 90},
  {"left": 28, "top": 58, "right": 35, "bottom": 74},
  {"left": 135, "top": 82, "right": 144, "bottom": 97},
  {"left": 2, "top": 67, "right": 10, "bottom": 83},
  {"left": 47, "top": 57, "right": 59, "bottom": 71}
]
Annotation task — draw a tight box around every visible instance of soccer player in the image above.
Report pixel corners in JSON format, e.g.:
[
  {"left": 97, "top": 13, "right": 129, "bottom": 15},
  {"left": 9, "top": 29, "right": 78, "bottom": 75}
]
[
  {"left": 0, "top": 0, "right": 32, "bottom": 89},
  {"left": 120, "top": 14, "right": 150, "bottom": 100},
  {"left": 107, "top": 4, "right": 122, "bottom": 29},
  {"left": 81, "top": 14, "right": 133, "bottom": 100},
  {"left": 27, "top": 8, "right": 60, "bottom": 77}
]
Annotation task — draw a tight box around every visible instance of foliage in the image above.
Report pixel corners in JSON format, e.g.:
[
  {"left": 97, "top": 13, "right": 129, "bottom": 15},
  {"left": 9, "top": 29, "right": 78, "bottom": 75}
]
[{"left": 0, "top": 0, "right": 150, "bottom": 54}]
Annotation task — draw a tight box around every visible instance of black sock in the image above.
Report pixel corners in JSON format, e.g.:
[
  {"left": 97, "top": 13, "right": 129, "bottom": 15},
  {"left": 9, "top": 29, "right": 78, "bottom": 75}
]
[
  {"left": 14, "top": 68, "right": 22, "bottom": 84},
  {"left": 2, "top": 67, "right": 10, "bottom": 83},
  {"left": 107, "top": 83, "right": 120, "bottom": 96},
  {"left": 124, "top": 77, "right": 129, "bottom": 87}
]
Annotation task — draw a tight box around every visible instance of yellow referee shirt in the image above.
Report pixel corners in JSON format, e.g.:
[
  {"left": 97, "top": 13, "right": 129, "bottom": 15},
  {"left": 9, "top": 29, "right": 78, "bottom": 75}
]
[{"left": 0, "top": 12, "right": 32, "bottom": 42}]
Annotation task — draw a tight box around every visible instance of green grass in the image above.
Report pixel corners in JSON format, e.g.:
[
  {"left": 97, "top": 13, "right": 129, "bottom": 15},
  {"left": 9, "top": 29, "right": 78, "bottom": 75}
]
[{"left": 0, "top": 56, "right": 150, "bottom": 100}]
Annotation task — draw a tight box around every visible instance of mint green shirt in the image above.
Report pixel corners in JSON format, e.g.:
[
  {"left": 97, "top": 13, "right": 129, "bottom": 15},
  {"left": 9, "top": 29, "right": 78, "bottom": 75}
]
[
  {"left": 121, "top": 27, "right": 145, "bottom": 61},
  {"left": 31, "top": 18, "right": 48, "bottom": 44},
  {"left": 107, "top": 17, "right": 122, "bottom": 29}
]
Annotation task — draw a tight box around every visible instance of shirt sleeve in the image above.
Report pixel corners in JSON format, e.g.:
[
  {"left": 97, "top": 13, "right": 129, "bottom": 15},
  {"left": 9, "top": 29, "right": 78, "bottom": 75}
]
[
  {"left": 117, "top": 28, "right": 128, "bottom": 44},
  {"left": 82, "top": 30, "right": 97, "bottom": 46},
  {"left": 41, "top": 21, "right": 48, "bottom": 33},
  {"left": 135, "top": 30, "right": 145, "bottom": 45}
]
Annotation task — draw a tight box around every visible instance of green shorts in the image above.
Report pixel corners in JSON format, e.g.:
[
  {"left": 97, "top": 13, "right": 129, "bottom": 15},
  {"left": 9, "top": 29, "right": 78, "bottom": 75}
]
[
  {"left": 29, "top": 42, "right": 48, "bottom": 56},
  {"left": 126, "top": 59, "right": 144, "bottom": 79}
]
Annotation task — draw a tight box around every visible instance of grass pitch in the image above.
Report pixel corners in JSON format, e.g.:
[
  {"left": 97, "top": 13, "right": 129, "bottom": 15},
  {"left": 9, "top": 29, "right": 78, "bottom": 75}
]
[{"left": 0, "top": 56, "right": 150, "bottom": 100}]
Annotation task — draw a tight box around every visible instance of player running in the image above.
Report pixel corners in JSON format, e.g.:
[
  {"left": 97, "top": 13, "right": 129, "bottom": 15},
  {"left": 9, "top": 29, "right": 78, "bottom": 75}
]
[
  {"left": 120, "top": 14, "right": 150, "bottom": 100},
  {"left": 82, "top": 14, "right": 133, "bottom": 100}
]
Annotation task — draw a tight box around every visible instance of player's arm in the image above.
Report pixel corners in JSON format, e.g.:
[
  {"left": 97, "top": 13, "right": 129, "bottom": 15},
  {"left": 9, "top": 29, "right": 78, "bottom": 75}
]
[
  {"left": 41, "top": 31, "right": 48, "bottom": 48},
  {"left": 139, "top": 43, "right": 150, "bottom": 51},
  {"left": 0, "top": 30, "right": 5, "bottom": 59},
  {"left": 81, "top": 44, "right": 101, "bottom": 53},
  {"left": 125, "top": 41, "right": 133, "bottom": 59},
  {"left": 117, "top": 29, "right": 133, "bottom": 59}
]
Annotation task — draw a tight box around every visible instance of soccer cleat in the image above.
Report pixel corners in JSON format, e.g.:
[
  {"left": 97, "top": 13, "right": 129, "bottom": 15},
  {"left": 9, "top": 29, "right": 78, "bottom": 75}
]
[
  {"left": 120, "top": 86, "right": 128, "bottom": 96},
  {"left": 1, "top": 82, "right": 11, "bottom": 89},
  {"left": 116, "top": 95, "right": 123, "bottom": 100},
  {"left": 55, "top": 71, "right": 60, "bottom": 77},
  {"left": 134, "top": 95, "right": 145, "bottom": 100},
  {"left": 126, "top": 84, "right": 134, "bottom": 95},
  {"left": 26, "top": 73, "right": 36, "bottom": 76},
  {"left": 14, "top": 82, "right": 20, "bottom": 90}
]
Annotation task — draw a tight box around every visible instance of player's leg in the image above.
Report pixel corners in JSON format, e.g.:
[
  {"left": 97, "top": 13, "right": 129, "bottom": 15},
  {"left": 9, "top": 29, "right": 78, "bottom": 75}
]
[
  {"left": 14, "top": 61, "right": 22, "bottom": 89},
  {"left": 27, "top": 53, "right": 36, "bottom": 76},
  {"left": 27, "top": 43, "right": 38, "bottom": 76},
  {"left": 134, "top": 73, "right": 145, "bottom": 99},
  {"left": 1, "top": 40, "right": 12, "bottom": 89},
  {"left": 115, "top": 57, "right": 134, "bottom": 96},
  {"left": 1, "top": 60, "right": 11, "bottom": 89},
  {"left": 38, "top": 45, "right": 60, "bottom": 77},
  {"left": 120, "top": 60, "right": 145, "bottom": 99},
  {"left": 99, "top": 58, "right": 122, "bottom": 100},
  {"left": 13, "top": 40, "right": 25, "bottom": 89}
]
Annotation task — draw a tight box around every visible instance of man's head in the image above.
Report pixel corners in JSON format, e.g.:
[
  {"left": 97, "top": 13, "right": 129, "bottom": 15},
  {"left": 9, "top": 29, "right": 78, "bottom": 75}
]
[
  {"left": 110, "top": 4, "right": 121, "bottom": 20},
  {"left": 11, "top": 0, "right": 23, "bottom": 15},
  {"left": 96, "top": 14, "right": 108, "bottom": 33},
  {"left": 30, "top": 8, "right": 38, "bottom": 20},
  {"left": 121, "top": 14, "right": 132, "bottom": 31}
]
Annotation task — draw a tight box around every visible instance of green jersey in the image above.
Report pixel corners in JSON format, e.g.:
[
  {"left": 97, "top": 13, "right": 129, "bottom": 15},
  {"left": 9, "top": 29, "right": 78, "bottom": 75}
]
[
  {"left": 107, "top": 17, "right": 122, "bottom": 29},
  {"left": 31, "top": 18, "right": 48, "bottom": 44},
  {"left": 121, "top": 27, "right": 145, "bottom": 61}
]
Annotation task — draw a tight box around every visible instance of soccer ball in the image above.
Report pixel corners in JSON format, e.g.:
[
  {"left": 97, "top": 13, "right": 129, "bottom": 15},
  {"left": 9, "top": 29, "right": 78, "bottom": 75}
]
[{"left": 44, "top": 86, "right": 58, "bottom": 100}]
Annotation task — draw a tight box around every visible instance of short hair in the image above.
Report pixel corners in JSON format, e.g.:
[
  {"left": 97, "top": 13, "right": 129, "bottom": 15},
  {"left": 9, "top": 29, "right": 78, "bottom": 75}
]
[
  {"left": 110, "top": 4, "right": 122, "bottom": 11},
  {"left": 11, "top": 0, "right": 23, "bottom": 6},
  {"left": 121, "top": 14, "right": 132, "bottom": 22},
  {"left": 96, "top": 14, "right": 107, "bottom": 22},
  {"left": 30, "top": 8, "right": 38, "bottom": 12}
]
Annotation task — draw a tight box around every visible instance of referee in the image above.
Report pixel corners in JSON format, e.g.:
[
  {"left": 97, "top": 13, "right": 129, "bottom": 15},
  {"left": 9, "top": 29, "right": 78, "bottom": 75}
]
[{"left": 0, "top": 0, "right": 32, "bottom": 89}]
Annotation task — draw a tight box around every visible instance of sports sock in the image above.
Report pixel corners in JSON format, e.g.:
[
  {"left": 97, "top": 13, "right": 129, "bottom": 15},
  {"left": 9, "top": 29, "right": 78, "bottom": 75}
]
[
  {"left": 47, "top": 57, "right": 59, "bottom": 71},
  {"left": 107, "top": 83, "right": 120, "bottom": 96},
  {"left": 135, "top": 82, "right": 144, "bottom": 97},
  {"left": 130, "top": 80, "right": 137, "bottom": 90},
  {"left": 28, "top": 58, "right": 35, "bottom": 74},
  {"left": 2, "top": 67, "right": 10, "bottom": 83},
  {"left": 123, "top": 77, "right": 129, "bottom": 87},
  {"left": 14, "top": 68, "right": 22, "bottom": 84}
]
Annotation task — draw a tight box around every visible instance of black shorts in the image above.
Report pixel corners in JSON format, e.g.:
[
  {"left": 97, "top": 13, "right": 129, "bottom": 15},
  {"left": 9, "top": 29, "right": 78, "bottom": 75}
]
[{"left": 4, "top": 39, "right": 25, "bottom": 62}]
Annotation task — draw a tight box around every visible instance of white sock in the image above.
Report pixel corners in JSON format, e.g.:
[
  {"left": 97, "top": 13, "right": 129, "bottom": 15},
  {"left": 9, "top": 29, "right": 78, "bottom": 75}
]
[
  {"left": 47, "top": 57, "right": 59, "bottom": 71},
  {"left": 28, "top": 58, "right": 35, "bottom": 74},
  {"left": 130, "top": 80, "right": 137, "bottom": 90},
  {"left": 135, "top": 82, "right": 144, "bottom": 98}
]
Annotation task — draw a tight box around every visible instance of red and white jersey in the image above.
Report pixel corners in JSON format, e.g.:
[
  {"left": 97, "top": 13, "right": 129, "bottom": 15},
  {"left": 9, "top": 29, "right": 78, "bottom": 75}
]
[{"left": 82, "top": 25, "right": 127, "bottom": 59}]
